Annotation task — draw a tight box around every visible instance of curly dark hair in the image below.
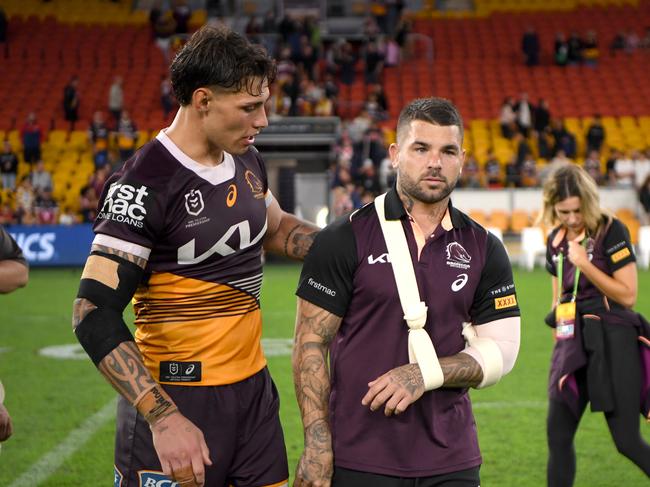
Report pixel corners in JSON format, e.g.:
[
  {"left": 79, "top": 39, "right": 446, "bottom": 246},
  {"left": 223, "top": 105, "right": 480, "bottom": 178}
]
[{"left": 170, "top": 24, "right": 276, "bottom": 106}]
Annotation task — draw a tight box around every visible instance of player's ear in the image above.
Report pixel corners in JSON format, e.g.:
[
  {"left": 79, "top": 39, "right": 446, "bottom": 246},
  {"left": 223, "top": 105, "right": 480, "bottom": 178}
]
[{"left": 191, "top": 87, "right": 212, "bottom": 113}]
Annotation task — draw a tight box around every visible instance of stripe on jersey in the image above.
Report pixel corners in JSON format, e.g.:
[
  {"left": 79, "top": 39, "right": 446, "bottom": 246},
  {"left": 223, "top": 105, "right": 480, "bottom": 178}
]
[
  {"left": 93, "top": 234, "right": 151, "bottom": 260},
  {"left": 133, "top": 272, "right": 260, "bottom": 325},
  {"left": 228, "top": 273, "right": 263, "bottom": 299}
]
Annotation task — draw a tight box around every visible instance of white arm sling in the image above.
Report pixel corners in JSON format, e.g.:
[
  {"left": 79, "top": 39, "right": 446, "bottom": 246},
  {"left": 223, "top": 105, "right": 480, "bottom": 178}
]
[{"left": 374, "top": 193, "right": 444, "bottom": 390}]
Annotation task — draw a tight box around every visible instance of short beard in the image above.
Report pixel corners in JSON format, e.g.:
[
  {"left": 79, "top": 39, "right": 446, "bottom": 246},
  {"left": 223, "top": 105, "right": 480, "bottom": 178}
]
[{"left": 398, "top": 171, "right": 458, "bottom": 206}]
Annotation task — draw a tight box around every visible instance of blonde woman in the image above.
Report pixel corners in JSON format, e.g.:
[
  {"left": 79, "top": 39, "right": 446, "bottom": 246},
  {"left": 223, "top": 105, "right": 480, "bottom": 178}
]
[{"left": 540, "top": 164, "right": 650, "bottom": 486}]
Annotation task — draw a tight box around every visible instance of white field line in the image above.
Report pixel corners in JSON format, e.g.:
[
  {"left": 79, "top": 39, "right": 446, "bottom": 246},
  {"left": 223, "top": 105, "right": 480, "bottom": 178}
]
[{"left": 8, "top": 397, "right": 117, "bottom": 487}]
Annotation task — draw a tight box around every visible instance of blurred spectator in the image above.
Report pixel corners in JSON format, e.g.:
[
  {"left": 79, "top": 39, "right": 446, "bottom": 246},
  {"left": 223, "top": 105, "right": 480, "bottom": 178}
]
[
  {"left": 583, "top": 150, "right": 603, "bottom": 185},
  {"left": 459, "top": 155, "right": 482, "bottom": 188},
  {"left": 384, "top": 36, "right": 401, "bottom": 67},
  {"left": 582, "top": 30, "right": 599, "bottom": 66},
  {"left": 639, "top": 175, "right": 650, "bottom": 225},
  {"left": 335, "top": 41, "right": 357, "bottom": 86},
  {"left": 567, "top": 31, "right": 583, "bottom": 64},
  {"left": 79, "top": 185, "right": 99, "bottom": 223},
  {"left": 514, "top": 132, "right": 532, "bottom": 167},
  {"left": 160, "top": 75, "right": 174, "bottom": 120},
  {"left": 395, "top": 17, "right": 412, "bottom": 59},
  {"left": 554, "top": 32, "right": 569, "bottom": 66},
  {"left": 296, "top": 35, "right": 318, "bottom": 81},
  {"left": 613, "top": 150, "right": 636, "bottom": 187},
  {"left": 371, "top": 1, "right": 388, "bottom": 34},
  {"left": 34, "top": 187, "right": 58, "bottom": 225},
  {"left": 15, "top": 176, "right": 35, "bottom": 224},
  {"left": 153, "top": 10, "right": 177, "bottom": 63},
  {"left": 634, "top": 148, "right": 650, "bottom": 189},
  {"left": 363, "top": 41, "right": 385, "bottom": 84},
  {"left": 172, "top": 0, "right": 192, "bottom": 34},
  {"left": 114, "top": 111, "right": 138, "bottom": 164},
  {"left": 551, "top": 119, "right": 576, "bottom": 158},
  {"left": 610, "top": 31, "right": 626, "bottom": 55},
  {"left": 108, "top": 76, "right": 124, "bottom": 127},
  {"left": 351, "top": 127, "right": 387, "bottom": 187},
  {"left": 520, "top": 154, "right": 540, "bottom": 187},
  {"left": 88, "top": 111, "right": 110, "bottom": 169},
  {"left": 522, "top": 26, "right": 540, "bottom": 66},
  {"left": 0, "top": 201, "right": 15, "bottom": 225},
  {"left": 625, "top": 29, "right": 640, "bottom": 52},
  {"left": 537, "top": 126, "right": 554, "bottom": 160},
  {"left": 30, "top": 160, "right": 53, "bottom": 197},
  {"left": 504, "top": 155, "right": 521, "bottom": 188},
  {"left": 499, "top": 97, "right": 517, "bottom": 139},
  {"left": 515, "top": 93, "right": 533, "bottom": 136},
  {"left": 314, "top": 93, "right": 335, "bottom": 117},
  {"left": 605, "top": 148, "right": 622, "bottom": 186},
  {"left": 90, "top": 164, "right": 111, "bottom": 197},
  {"left": 323, "top": 73, "right": 340, "bottom": 100},
  {"left": 63, "top": 76, "right": 80, "bottom": 130},
  {"left": 363, "top": 93, "right": 387, "bottom": 122},
  {"left": 484, "top": 151, "right": 504, "bottom": 188},
  {"left": 585, "top": 114, "right": 606, "bottom": 154},
  {"left": 149, "top": 0, "right": 163, "bottom": 37},
  {"left": 331, "top": 185, "right": 353, "bottom": 218},
  {"left": 0, "top": 141, "right": 18, "bottom": 191},
  {"left": 534, "top": 98, "right": 551, "bottom": 134},
  {"left": 347, "top": 109, "right": 373, "bottom": 143},
  {"left": 20, "top": 112, "right": 43, "bottom": 165}
]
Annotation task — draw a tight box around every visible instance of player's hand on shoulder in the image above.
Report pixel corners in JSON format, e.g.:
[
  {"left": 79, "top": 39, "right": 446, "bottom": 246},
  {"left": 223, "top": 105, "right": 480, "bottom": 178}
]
[
  {"left": 293, "top": 446, "right": 333, "bottom": 487},
  {"left": 362, "top": 363, "right": 425, "bottom": 416},
  {"left": 0, "top": 404, "right": 13, "bottom": 441},
  {"left": 150, "top": 411, "right": 212, "bottom": 487}
]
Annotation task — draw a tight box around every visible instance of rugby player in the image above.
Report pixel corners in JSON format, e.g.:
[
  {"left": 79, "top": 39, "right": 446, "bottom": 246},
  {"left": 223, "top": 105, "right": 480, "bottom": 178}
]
[
  {"left": 73, "top": 25, "right": 318, "bottom": 487},
  {"left": 293, "top": 97, "right": 521, "bottom": 486}
]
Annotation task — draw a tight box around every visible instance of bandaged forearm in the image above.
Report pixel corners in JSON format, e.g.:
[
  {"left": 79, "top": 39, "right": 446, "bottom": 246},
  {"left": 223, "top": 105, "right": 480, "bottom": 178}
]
[
  {"left": 133, "top": 385, "right": 179, "bottom": 426},
  {"left": 406, "top": 303, "right": 444, "bottom": 391},
  {"left": 74, "top": 251, "right": 144, "bottom": 366},
  {"left": 461, "top": 316, "right": 520, "bottom": 389}
]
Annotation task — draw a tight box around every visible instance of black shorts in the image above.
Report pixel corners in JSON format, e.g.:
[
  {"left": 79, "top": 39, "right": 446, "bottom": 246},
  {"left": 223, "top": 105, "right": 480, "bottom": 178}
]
[
  {"left": 113, "top": 367, "right": 288, "bottom": 487},
  {"left": 332, "top": 466, "right": 481, "bottom": 487}
]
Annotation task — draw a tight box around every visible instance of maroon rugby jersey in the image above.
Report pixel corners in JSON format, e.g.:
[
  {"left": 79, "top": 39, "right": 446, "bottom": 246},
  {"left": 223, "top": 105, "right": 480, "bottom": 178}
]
[
  {"left": 546, "top": 217, "right": 635, "bottom": 302},
  {"left": 94, "top": 131, "right": 271, "bottom": 385},
  {"left": 296, "top": 188, "right": 520, "bottom": 477}
]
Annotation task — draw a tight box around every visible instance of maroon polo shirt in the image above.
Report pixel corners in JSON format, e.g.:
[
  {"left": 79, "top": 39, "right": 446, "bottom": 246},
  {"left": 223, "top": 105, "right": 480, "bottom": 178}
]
[{"left": 296, "top": 188, "right": 520, "bottom": 477}]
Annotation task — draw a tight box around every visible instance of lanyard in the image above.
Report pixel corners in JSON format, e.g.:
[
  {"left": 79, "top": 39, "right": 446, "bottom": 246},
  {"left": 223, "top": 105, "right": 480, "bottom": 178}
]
[{"left": 556, "top": 239, "right": 586, "bottom": 304}]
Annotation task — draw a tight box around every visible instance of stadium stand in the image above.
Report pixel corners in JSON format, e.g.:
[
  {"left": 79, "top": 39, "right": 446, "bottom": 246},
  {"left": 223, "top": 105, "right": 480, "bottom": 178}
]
[{"left": 0, "top": 0, "right": 649, "bottom": 246}]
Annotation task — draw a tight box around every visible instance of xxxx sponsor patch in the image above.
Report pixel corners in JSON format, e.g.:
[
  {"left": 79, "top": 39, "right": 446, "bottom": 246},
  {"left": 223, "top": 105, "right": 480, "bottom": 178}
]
[
  {"left": 610, "top": 247, "right": 631, "bottom": 263},
  {"left": 494, "top": 294, "right": 517, "bottom": 310}
]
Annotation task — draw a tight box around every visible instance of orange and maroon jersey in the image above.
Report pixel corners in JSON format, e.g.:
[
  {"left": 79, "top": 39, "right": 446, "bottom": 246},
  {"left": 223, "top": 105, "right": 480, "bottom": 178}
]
[{"left": 94, "top": 131, "right": 272, "bottom": 385}]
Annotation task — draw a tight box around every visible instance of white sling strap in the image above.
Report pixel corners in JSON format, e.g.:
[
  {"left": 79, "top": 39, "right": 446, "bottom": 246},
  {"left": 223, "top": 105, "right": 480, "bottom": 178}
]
[{"left": 374, "top": 193, "right": 444, "bottom": 391}]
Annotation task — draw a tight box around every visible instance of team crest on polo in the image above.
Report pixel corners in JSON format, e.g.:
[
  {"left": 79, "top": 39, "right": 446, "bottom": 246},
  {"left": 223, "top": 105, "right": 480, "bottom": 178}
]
[
  {"left": 445, "top": 242, "right": 471, "bottom": 270},
  {"left": 245, "top": 170, "right": 265, "bottom": 199},
  {"left": 138, "top": 470, "right": 178, "bottom": 486},
  {"left": 184, "top": 189, "right": 204, "bottom": 216}
]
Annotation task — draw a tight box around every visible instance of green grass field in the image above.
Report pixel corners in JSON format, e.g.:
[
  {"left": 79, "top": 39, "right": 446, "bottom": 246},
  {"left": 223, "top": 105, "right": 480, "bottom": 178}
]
[{"left": 1, "top": 265, "right": 650, "bottom": 486}]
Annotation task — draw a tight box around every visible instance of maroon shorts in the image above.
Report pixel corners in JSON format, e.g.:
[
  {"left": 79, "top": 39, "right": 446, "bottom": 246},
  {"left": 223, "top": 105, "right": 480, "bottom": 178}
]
[{"left": 113, "top": 367, "right": 288, "bottom": 487}]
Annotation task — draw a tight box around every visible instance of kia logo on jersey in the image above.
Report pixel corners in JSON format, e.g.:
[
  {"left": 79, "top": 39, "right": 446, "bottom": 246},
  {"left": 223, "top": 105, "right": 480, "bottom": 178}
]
[{"left": 184, "top": 189, "right": 204, "bottom": 216}]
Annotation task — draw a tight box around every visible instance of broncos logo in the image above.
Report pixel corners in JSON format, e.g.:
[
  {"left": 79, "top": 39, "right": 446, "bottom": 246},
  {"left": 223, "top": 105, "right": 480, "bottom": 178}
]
[{"left": 446, "top": 242, "right": 472, "bottom": 264}]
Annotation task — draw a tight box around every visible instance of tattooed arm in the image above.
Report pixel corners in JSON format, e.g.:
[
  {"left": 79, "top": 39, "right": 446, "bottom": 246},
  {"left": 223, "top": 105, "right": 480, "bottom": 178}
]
[
  {"left": 72, "top": 244, "right": 211, "bottom": 486},
  {"left": 361, "top": 354, "right": 483, "bottom": 417},
  {"left": 292, "top": 298, "right": 342, "bottom": 487},
  {"left": 264, "top": 197, "right": 319, "bottom": 260}
]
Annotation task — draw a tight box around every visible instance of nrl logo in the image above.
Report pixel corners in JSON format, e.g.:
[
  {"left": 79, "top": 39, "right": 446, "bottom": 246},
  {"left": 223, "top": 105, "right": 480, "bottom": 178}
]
[{"left": 184, "top": 189, "right": 204, "bottom": 216}]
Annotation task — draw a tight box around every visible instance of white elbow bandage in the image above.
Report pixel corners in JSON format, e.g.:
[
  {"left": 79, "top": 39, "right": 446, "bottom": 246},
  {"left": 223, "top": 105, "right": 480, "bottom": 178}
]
[
  {"left": 0, "top": 380, "right": 4, "bottom": 404},
  {"left": 406, "top": 302, "right": 444, "bottom": 391},
  {"left": 462, "top": 322, "right": 504, "bottom": 388}
]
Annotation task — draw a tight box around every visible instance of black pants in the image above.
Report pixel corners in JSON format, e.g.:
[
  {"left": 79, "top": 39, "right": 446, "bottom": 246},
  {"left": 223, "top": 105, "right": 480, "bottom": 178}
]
[
  {"left": 547, "top": 325, "right": 650, "bottom": 486},
  {"left": 333, "top": 466, "right": 480, "bottom": 487}
]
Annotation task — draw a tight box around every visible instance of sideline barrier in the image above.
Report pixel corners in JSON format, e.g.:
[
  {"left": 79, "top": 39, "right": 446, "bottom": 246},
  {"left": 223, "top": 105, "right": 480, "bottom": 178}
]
[{"left": 6, "top": 224, "right": 94, "bottom": 266}]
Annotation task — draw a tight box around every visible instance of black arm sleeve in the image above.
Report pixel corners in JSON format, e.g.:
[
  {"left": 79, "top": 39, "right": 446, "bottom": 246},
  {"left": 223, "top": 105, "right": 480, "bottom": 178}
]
[
  {"left": 470, "top": 231, "right": 521, "bottom": 324},
  {"left": 295, "top": 215, "right": 358, "bottom": 317}
]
